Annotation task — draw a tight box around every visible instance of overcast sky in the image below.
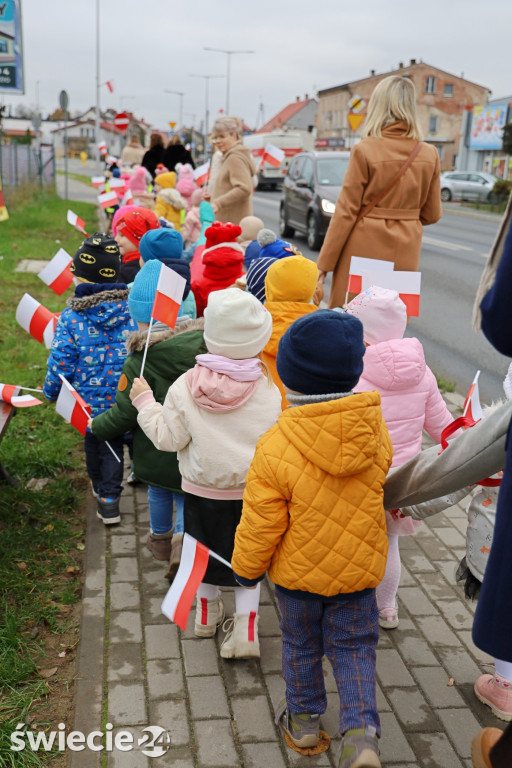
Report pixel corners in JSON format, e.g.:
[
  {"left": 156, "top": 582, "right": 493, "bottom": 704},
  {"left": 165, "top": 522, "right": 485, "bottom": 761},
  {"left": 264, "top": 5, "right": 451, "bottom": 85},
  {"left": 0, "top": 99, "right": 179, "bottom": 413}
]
[{"left": 4, "top": 0, "right": 512, "bottom": 132}]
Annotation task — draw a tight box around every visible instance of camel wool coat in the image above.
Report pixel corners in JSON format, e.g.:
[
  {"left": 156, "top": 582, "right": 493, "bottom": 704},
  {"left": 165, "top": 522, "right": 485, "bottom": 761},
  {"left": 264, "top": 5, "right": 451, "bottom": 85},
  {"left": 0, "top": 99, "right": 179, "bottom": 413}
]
[
  {"left": 317, "top": 122, "right": 442, "bottom": 308},
  {"left": 211, "top": 141, "right": 256, "bottom": 225}
]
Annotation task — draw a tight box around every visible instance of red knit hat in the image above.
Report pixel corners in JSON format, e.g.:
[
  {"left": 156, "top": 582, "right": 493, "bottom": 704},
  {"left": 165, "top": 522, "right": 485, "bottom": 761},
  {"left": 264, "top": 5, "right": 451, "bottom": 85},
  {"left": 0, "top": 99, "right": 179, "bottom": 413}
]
[
  {"left": 204, "top": 222, "right": 242, "bottom": 250},
  {"left": 115, "top": 207, "right": 160, "bottom": 247}
]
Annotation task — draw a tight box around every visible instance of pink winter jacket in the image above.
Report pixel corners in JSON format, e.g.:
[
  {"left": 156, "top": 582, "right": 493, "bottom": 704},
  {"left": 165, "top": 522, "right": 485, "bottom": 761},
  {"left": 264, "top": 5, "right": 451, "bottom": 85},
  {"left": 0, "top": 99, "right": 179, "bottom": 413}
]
[{"left": 355, "top": 337, "right": 453, "bottom": 469}]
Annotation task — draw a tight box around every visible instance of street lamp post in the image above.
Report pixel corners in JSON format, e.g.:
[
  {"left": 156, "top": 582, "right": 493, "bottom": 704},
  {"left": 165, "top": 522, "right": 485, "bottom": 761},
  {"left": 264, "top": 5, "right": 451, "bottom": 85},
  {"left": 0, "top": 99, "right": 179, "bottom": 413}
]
[
  {"left": 188, "top": 74, "right": 224, "bottom": 158},
  {"left": 203, "top": 47, "right": 255, "bottom": 114},
  {"left": 95, "top": 0, "right": 101, "bottom": 174},
  {"left": 164, "top": 89, "right": 184, "bottom": 132}
]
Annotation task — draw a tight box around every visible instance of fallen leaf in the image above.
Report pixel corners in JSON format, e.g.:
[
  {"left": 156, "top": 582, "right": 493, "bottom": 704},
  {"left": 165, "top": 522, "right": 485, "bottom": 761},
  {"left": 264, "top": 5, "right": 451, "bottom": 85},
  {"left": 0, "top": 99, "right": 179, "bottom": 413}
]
[
  {"left": 58, "top": 651, "right": 67, "bottom": 658},
  {"left": 66, "top": 566, "right": 77, "bottom": 574},
  {"left": 44, "top": 524, "right": 54, "bottom": 532},
  {"left": 76, "top": 543, "right": 85, "bottom": 551},
  {"left": 12, "top": 243, "right": 19, "bottom": 249},
  {"left": 16, "top": 562, "right": 27, "bottom": 570},
  {"left": 447, "top": 677, "right": 455, "bottom": 687},
  {"left": 38, "top": 667, "right": 58, "bottom": 679}
]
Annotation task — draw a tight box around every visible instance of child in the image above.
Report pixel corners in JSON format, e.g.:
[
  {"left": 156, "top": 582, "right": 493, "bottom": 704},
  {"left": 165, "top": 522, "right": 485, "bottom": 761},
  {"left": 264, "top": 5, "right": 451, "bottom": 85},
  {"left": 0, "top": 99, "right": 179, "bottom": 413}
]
[
  {"left": 43, "top": 234, "right": 135, "bottom": 524},
  {"left": 154, "top": 172, "right": 187, "bottom": 230},
  {"left": 114, "top": 207, "right": 160, "bottom": 284},
  {"left": 245, "top": 229, "right": 301, "bottom": 303},
  {"left": 181, "top": 188, "right": 205, "bottom": 250},
  {"left": 90, "top": 260, "right": 206, "bottom": 578},
  {"left": 130, "top": 288, "right": 281, "bottom": 657},
  {"left": 175, "top": 163, "right": 196, "bottom": 211},
  {"left": 129, "top": 166, "right": 155, "bottom": 210},
  {"left": 261, "top": 255, "right": 318, "bottom": 408},
  {"left": 346, "top": 286, "right": 454, "bottom": 630},
  {"left": 139, "top": 228, "right": 197, "bottom": 319},
  {"left": 191, "top": 222, "right": 244, "bottom": 317},
  {"left": 231, "top": 310, "right": 393, "bottom": 765},
  {"left": 238, "top": 215, "right": 264, "bottom": 255}
]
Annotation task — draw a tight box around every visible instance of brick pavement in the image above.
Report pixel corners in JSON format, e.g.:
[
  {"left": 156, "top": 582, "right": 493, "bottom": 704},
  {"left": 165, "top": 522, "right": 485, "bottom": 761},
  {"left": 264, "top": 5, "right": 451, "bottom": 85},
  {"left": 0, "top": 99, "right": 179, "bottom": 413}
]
[{"left": 70, "top": 392, "right": 502, "bottom": 768}]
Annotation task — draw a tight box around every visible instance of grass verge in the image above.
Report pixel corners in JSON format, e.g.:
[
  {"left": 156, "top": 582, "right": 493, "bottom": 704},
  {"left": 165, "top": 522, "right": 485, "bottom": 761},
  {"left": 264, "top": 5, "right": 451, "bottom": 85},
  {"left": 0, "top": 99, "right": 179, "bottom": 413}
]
[
  {"left": 56, "top": 170, "right": 93, "bottom": 186},
  {"left": 0, "top": 190, "right": 98, "bottom": 765}
]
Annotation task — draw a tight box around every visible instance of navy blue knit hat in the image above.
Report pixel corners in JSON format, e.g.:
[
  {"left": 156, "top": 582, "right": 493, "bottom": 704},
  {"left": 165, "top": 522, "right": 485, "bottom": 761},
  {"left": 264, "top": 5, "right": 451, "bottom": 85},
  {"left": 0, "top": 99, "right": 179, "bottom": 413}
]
[
  {"left": 139, "top": 228, "right": 184, "bottom": 263},
  {"left": 128, "top": 260, "right": 162, "bottom": 323},
  {"left": 276, "top": 310, "right": 366, "bottom": 395}
]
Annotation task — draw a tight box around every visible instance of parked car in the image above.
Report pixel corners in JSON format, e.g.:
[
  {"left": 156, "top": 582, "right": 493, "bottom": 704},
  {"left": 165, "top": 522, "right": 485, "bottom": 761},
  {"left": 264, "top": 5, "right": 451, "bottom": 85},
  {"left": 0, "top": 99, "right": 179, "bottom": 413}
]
[
  {"left": 440, "top": 171, "right": 499, "bottom": 202},
  {"left": 279, "top": 151, "right": 350, "bottom": 249}
]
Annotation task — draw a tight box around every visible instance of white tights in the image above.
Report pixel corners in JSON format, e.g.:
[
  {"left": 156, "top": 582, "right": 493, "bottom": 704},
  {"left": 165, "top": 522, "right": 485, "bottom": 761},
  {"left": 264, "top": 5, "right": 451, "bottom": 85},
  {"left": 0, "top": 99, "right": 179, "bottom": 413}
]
[
  {"left": 376, "top": 534, "right": 401, "bottom": 612},
  {"left": 196, "top": 582, "right": 261, "bottom": 614},
  {"left": 495, "top": 659, "right": 512, "bottom": 681}
]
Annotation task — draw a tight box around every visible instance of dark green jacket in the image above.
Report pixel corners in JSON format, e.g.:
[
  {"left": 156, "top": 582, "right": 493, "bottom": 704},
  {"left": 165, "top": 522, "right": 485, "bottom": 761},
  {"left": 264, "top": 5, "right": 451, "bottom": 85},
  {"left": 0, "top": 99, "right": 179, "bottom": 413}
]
[{"left": 92, "top": 318, "right": 206, "bottom": 491}]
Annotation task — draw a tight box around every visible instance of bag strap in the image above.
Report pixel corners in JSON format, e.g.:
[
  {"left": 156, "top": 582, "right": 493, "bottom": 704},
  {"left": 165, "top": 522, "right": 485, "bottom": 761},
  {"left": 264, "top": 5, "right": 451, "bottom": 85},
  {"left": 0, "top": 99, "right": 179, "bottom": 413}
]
[{"left": 356, "top": 141, "right": 423, "bottom": 224}]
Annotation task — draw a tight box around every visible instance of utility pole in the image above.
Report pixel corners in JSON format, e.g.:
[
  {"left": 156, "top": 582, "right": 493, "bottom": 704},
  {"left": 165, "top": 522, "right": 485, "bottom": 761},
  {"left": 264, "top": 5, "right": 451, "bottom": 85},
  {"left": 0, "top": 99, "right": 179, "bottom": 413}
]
[
  {"left": 164, "top": 90, "right": 184, "bottom": 132},
  {"left": 203, "top": 48, "right": 255, "bottom": 114},
  {"left": 188, "top": 74, "right": 224, "bottom": 158}
]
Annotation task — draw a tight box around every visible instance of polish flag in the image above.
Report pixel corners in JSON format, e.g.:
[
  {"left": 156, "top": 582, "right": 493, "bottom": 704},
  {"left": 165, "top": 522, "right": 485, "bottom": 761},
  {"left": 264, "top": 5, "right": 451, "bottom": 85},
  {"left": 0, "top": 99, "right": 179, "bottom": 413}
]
[
  {"left": 106, "top": 80, "right": 114, "bottom": 94},
  {"left": 16, "top": 294, "right": 56, "bottom": 348},
  {"left": 67, "top": 209, "right": 88, "bottom": 236},
  {"left": 38, "top": 249, "right": 73, "bottom": 295},
  {"left": 108, "top": 178, "right": 125, "bottom": 192},
  {"left": 161, "top": 534, "right": 210, "bottom": 630},
  {"left": 56, "top": 375, "right": 91, "bottom": 436},
  {"left": 98, "top": 190, "right": 119, "bottom": 210},
  {"left": 0, "top": 384, "right": 43, "bottom": 408},
  {"left": 98, "top": 141, "right": 107, "bottom": 157},
  {"left": 262, "top": 144, "right": 285, "bottom": 168},
  {"left": 121, "top": 189, "right": 134, "bottom": 206},
  {"left": 91, "top": 176, "right": 106, "bottom": 188},
  {"left": 152, "top": 263, "right": 187, "bottom": 329},
  {"left": 463, "top": 371, "right": 483, "bottom": 425},
  {"left": 106, "top": 155, "right": 118, "bottom": 165},
  {"left": 361, "top": 269, "right": 422, "bottom": 317},
  {"left": 347, "top": 256, "right": 394, "bottom": 295},
  {"left": 193, "top": 161, "right": 210, "bottom": 187}
]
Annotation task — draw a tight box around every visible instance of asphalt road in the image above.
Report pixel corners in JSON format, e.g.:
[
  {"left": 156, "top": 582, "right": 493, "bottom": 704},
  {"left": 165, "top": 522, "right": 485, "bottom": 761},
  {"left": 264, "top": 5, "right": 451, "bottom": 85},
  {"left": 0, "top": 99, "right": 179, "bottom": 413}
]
[{"left": 253, "top": 191, "right": 508, "bottom": 402}]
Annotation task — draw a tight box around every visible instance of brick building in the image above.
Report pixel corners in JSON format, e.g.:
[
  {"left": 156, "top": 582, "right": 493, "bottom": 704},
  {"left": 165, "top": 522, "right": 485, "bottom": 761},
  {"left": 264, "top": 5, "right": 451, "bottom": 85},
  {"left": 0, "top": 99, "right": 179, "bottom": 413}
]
[{"left": 316, "top": 60, "right": 490, "bottom": 170}]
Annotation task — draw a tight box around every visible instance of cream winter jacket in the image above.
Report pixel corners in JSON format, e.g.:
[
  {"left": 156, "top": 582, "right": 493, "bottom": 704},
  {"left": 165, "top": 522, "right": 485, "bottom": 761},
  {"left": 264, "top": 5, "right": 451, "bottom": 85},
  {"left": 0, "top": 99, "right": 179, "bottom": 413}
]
[{"left": 136, "top": 372, "right": 281, "bottom": 499}]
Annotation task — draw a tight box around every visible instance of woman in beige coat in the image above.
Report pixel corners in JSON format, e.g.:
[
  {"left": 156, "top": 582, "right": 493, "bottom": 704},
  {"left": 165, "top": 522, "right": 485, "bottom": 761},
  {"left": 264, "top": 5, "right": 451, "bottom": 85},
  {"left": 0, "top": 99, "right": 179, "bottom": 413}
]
[
  {"left": 317, "top": 76, "right": 442, "bottom": 308},
  {"left": 209, "top": 117, "right": 257, "bottom": 226}
]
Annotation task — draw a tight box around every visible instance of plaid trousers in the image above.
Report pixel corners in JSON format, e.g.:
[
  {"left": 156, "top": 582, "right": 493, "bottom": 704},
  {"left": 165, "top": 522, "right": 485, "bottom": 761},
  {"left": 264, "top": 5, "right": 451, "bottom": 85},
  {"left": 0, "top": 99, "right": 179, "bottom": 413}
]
[{"left": 276, "top": 588, "right": 380, "bottom": 736}]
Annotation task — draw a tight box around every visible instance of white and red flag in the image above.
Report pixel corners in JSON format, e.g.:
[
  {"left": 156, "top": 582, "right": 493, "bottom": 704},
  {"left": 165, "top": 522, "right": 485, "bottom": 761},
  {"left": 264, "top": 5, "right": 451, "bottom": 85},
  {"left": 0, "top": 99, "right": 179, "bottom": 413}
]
[
  {"left": 56, "top": 375, "right": 91, "bottom": 436},
  {"left": 193, "top": 161, "right": 210, "bottom": 187},
  {"left": 463, "top": 371, "right": 483, "bottom": 425},
  {"left": 108, "top": 177, "right": 125, "bottom": 193},
  {"left": 16, "top": 293, "right": 56, "bottom": 348},
  {"left": 0, "top": 384, "right": 43, "bottom": 408},
  {"left": 347, "top": 256, "right": 394, "bottom": 296},
  {"left": 361, "top": 269, "right": 422, "bottom": 317},
  {"left": 91, "top": 176, "right": 106, "bottom": 188},
  {"left": 105, "top": 80, "right": 114, "bottom": 94},
  {"left": 98, "top": 190, "right": 119, "bottom": 210},
  {"left": 161, "top": 534, "right": 231, "bottom": 631},
  {"left": 152, "top": 263, "right": 187, "bottom": 329},
  {"left": 38, "top": 249, "right": 73, "bottom": 295},
  {"left": 67, "top": 209, "right": 88, "bottom": 236},
  {"left": 98, "top": 141, "right": 107, "bottom": 158},
  {"left": 121, "top": 188, "right": 134, "bottom": 206},
  {"left": 262, "top": 143, "right": 285, "bottom": 168}
]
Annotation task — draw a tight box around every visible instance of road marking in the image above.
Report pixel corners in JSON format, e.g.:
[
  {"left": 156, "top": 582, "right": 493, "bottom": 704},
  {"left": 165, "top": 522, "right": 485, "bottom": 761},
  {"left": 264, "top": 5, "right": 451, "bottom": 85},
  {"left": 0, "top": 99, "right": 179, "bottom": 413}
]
[{"left": 422, "top": 235, "right": 473, "bottom": 252}]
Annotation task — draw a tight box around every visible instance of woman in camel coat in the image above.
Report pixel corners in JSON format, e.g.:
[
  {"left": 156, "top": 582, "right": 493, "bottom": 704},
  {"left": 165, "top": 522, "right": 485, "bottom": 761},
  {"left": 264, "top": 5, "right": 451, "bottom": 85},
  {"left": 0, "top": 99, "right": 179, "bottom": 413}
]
[
  {"left": 317, "top": 76, "right": 442, "bottom": 308},
  {"left": 209, "top": 117, "right": 257, "bottom": 226}
]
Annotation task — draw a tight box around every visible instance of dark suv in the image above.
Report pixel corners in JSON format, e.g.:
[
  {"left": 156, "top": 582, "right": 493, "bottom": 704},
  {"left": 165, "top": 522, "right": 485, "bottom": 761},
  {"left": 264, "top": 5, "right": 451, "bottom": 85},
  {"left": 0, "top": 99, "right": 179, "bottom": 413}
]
[{"left": 279, "top": 151, "right": 350, "bottom": 250}]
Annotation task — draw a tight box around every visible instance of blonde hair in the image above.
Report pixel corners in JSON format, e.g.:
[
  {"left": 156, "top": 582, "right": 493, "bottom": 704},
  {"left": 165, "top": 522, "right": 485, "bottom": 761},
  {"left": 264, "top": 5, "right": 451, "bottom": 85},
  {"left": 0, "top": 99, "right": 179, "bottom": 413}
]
[
  {"left": 167, "top": 134, "right": 183, "bottom": 147},
  {"left": 212, "top": 116, "right": 242, "bottom": 139},
  {"left": 362, "top": 76, "right": 422, "bottom": 140}
]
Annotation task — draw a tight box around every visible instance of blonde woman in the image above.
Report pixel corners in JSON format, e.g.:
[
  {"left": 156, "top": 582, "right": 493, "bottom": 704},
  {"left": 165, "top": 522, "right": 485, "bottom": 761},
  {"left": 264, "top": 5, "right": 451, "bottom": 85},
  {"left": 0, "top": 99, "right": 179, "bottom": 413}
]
[
  {"left": 317, "top": 76, "right": 442, "bottom": 308},
  {"left": 210, "top": 116, "right": 257, "bottom": 225}
]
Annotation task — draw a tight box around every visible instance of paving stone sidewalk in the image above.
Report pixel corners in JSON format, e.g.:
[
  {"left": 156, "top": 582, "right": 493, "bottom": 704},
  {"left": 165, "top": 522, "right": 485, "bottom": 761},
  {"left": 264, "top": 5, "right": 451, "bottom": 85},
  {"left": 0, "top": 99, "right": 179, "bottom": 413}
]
[{"left": 70, "top": 392, "right": 502, "bottom": 768}]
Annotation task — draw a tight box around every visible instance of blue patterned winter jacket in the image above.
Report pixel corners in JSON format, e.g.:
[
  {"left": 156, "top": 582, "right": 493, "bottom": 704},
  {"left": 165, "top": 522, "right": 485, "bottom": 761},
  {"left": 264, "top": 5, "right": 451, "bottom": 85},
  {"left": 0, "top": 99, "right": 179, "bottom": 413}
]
[{"left": 43, "top": 283, "right": 135, "bottom": 417}]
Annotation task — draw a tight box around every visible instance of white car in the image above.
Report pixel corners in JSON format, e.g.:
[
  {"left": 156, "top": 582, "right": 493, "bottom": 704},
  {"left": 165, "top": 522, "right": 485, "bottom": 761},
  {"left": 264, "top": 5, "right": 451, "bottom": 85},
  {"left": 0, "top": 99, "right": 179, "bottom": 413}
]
[{"left": 440, "top": 171, "right": 498, "bottom": 202}]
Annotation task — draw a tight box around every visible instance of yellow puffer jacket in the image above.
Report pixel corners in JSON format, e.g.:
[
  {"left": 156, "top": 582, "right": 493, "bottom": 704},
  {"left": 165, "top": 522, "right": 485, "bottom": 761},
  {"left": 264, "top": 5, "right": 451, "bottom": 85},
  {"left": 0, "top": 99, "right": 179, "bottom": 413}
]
[
  {"left": 262, "top": 301, "right": 317, "bottom": 409},
  {"left": 232, "top": 391, "right": 393, "bottom": 596},
  {"left": 154, "top": 188, "right": 187, "bottom": 230}
]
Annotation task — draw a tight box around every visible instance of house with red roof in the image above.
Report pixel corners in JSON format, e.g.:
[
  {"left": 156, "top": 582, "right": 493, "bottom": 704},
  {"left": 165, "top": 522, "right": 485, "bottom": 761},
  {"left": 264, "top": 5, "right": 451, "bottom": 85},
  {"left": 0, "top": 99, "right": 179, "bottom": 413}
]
[{"left": 255, "top": 96, "right": 317, "bottom": 134}]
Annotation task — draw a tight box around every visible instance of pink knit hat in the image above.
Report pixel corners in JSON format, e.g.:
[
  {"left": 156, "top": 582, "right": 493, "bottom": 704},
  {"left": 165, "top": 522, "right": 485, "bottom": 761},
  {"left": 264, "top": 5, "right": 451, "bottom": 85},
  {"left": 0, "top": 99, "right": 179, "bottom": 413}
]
[
  {"left": 129, "top": 166, "right": 148, "bottom": 195},
  {"left": 346, "top": 285, "right": 407, "bottom": 345}
]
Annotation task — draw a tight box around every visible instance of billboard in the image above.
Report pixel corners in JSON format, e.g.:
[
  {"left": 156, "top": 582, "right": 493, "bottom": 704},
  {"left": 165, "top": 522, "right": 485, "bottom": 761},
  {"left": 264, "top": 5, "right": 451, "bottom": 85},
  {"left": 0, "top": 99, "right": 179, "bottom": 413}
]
[
  {"left": 469, "top": 102, "right": 509, "bottom": 150},
  {"left": 0, "top": 0, "right": 24, "bottom": 94}
]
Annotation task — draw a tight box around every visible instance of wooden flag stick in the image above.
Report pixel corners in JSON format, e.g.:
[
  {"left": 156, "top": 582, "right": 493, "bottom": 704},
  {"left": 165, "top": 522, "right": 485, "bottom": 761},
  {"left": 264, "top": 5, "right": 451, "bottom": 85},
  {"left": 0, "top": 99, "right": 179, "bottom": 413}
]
[
  {"left": 140, "top": 317, "right": 154, "bottom": 378},
  {"left": 79, "top": 403, "right": 121, "bottom": 463}
]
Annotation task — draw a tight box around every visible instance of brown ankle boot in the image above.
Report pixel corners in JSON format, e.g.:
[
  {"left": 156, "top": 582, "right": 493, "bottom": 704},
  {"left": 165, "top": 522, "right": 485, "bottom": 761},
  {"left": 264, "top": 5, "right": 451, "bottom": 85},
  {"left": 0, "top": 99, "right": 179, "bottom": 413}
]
[
  {"left": 164, "top": 533, "right": 183, "bottom": 582},
  {"left": 146, "top": 531, "right": 173, "bottom": 561}
]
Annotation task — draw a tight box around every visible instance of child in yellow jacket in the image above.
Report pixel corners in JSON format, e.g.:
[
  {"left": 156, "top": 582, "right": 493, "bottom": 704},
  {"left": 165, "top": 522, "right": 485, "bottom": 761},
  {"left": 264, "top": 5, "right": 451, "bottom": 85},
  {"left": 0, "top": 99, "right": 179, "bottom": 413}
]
[
  {"left": 232, "top": 310, "right": 393, "bottom": 767},
  {"left": 154, "top": 172, "right": 187, "bottom": 230}
]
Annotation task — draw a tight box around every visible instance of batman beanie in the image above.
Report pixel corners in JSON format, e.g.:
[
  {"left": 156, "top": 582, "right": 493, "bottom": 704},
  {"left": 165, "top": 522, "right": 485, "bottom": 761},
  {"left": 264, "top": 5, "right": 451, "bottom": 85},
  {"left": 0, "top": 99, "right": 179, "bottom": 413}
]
[{"left": 70, "top": 233, "right": 121, "bottom": 283}]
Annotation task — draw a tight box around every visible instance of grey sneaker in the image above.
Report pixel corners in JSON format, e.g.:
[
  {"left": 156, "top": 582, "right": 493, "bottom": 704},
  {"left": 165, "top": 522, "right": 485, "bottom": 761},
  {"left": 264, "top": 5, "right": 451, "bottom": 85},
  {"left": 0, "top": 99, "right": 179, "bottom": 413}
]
[
  {"left": 96, "top": 497, "right": 121, "bottom": 525},
  {"left": 275, "top": 698, "right": 320, "bottom": 749},
  {"left": 337, "top": 726, "right": 381, "bottom": 768}
]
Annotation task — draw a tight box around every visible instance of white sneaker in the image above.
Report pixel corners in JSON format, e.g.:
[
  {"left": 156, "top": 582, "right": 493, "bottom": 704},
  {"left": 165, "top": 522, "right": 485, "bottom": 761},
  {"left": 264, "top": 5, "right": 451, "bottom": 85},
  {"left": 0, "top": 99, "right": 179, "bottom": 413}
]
[
  {"left": 194, "top": 596, "right": 225, "bottom": 638},
  {"left": 220, "top": 612, "right": 260, "bottom": 659}
]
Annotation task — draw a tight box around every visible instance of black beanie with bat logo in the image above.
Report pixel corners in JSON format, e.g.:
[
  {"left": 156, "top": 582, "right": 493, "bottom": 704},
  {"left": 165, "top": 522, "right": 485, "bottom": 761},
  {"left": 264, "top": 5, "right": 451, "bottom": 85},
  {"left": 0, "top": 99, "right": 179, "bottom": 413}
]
[{"left": 70, "top": 233, "right": 121, "bottom": 283}]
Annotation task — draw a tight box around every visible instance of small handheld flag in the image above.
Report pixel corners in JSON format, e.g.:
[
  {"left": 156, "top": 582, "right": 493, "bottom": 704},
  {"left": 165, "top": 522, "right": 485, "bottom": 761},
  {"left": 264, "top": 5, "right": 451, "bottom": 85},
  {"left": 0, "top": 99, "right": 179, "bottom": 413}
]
[
  {"left": 262, "top": 144, "right": 285, "bottom": 168},
  {"left": 106, "top": 80, "right": 114, "bottom": 94},
  {"left": 360, "top": 270, "right": 422, "bottom": 317},
  {"left": 0, "top": 384, "right": 43, "bottom": 408},
  {"left": 120, "top": 189, "right": 134, "bottom": 206},
  {"left": 98, "top": 190, "right": 119, "bottom": 210},
  {"left": 16, "top": 293, "right": 56, "bottom": 348},
  {"left": 56, "top": 376, "right": 91, "bottom": 436},
  {"left": 67, "top": 209, "right": 88, "bottom": 236},
  {"left": 140, "top": 264, "right": 187, "bottom": 376},
  {"left": 91, "top": 176, "right": 106, "bottom": 188},
  {"left": 38, "top": 249, "right": 73, "bottom": 295},
  {"left": 347, "top": 256, "right": 394, "bottom": 297},
  {"left": 193, "top": 161, "right": 210, "bottom": 187},
  {"left": 463, "top": 370, "right": 483, "bottom": 425},
  {"left": 98, "top": 141, "right": 107, "bottom": 158}
]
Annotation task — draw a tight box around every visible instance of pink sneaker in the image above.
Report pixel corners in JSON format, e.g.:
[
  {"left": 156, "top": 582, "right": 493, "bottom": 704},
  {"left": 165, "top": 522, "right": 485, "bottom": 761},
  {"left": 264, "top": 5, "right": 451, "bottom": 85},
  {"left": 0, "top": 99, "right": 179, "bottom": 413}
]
[
  {"left": 474, "top": 672, "right": 512, "bottom": 721},
  {"left": 378, "top": 607, "right": 399, "bottom": 630}
]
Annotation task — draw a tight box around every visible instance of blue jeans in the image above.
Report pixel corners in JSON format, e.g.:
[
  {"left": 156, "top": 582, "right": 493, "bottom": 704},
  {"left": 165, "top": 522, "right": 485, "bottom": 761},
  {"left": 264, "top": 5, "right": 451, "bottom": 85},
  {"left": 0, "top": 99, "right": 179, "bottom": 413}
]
[
  {"left": 84, "top": 433, "right": 124, "bottom": 499},
  {"left": 276, "top": 588, "right": 380, "bottom": 736},
  {"left": 147, "top": 485, "right": 184, "bottom": 535}
]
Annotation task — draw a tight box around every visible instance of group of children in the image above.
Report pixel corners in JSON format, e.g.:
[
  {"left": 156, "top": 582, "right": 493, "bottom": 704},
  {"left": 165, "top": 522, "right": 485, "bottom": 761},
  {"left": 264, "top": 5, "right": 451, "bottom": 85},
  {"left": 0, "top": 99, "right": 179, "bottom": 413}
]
[{"left": 42, "top": 200, "right": 509, "bottom": 767}]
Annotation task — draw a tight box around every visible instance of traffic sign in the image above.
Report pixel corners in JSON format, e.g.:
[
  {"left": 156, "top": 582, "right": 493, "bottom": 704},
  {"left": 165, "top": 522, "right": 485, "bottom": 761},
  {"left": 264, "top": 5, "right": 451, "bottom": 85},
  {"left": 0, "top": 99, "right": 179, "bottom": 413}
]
[
  {"left": 169, "top": 121, "right": 176, "bottom": 129},
  {"left": 59, "top": 90, "right": 69, "bottom": 112},
  {"left": 114, "top": 112, "right": 130, "bottom": 132},
  {"left": 347, "top": 113, "right": 364, "bottom": 132},
  {"left": 348, "top": 94, "right": 366, "bottom": 114}
]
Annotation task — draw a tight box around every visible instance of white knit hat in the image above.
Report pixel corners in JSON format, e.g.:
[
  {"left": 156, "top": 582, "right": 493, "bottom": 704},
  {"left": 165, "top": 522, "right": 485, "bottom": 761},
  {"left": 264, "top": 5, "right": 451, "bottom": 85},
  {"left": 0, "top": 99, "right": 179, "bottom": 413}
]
[
  {"left": 203, "top": 288, "right": 273, "bottom": 359},
  {"left": 346, "top": 285, "right": 407, "bottom": 345}
]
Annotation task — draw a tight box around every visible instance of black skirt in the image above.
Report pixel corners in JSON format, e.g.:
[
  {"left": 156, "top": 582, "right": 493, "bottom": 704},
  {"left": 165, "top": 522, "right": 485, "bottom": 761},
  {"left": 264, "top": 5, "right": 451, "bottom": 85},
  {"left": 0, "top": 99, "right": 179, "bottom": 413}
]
[{"left": 184, "top": 492, "right": 242, "bottom": 587}]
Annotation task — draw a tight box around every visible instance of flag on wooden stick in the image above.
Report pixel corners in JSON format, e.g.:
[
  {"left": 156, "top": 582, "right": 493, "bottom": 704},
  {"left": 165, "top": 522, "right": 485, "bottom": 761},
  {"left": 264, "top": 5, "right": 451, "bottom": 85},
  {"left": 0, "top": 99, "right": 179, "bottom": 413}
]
[
  {"left": 56, "top": 375, "right": 91, "bottom": 436},
  {"left": 347, "top": 256, "right": 394, "bottom": 296},
  {"left": 38, "top": 249, "right": 73, "bottom": 295},
  {"left": 67, "top": 209, "right": 88, "bottom": 236},
  {"left": 463, "top": 371, "right": 483, "bottom": 425},
  {"left": 0, "top": 384, "right": 43, "bottom": 408},
  {"left": 262, "top": 144, "right": 285, "bottom": 168},
  {"left": 15, "top": 293, "right": 56, "bottom": 348},
  {"left": 361, "top": 270, "right": 422, "bottom": 317}
]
